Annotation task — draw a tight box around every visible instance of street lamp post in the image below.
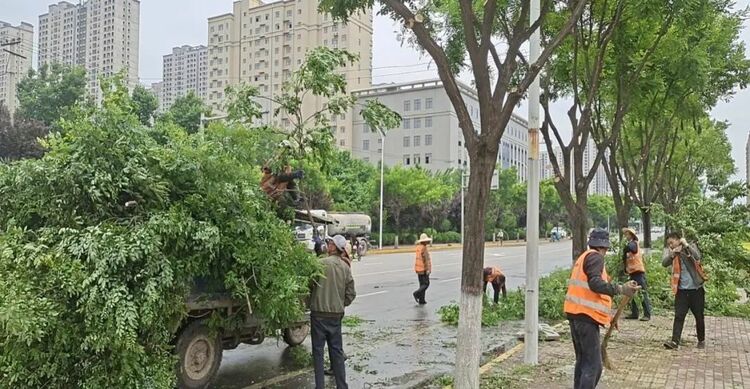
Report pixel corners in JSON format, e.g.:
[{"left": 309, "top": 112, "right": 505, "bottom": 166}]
[{"left": 378, "top": 130, "right": 386, "bottom": 250}]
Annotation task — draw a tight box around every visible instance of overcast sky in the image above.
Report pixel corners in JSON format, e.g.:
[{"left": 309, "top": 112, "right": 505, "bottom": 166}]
[{"left": 4, "top": 0, "right": 749, "bottom": 181}]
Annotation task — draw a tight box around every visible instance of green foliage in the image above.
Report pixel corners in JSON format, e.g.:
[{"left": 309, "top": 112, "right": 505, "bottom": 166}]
[
  {"left": 0, "top": 104, "right": 50, "bottom": 161},
  {"left": 131, "top": 85, "right": 159, "bottom": 126},
  {"left": 587, "top": 195, "right": 615, "bottom": 229},
  {"left": 16, "top": 63, "right": 87, "bottom": 126},
  {"left": 342, "top": 315, "right": 363, "bottom": 328},
  {"left": 384, "top": 166, "right": 454, "bottom": 235},
  {"left": 288, "top": 345, "right": 313, "bottom": 368},
  {"left": 161, "top": 90, "right": 210, "bottom": 134},
  {"left": 0, "top": 78, "right": 320, "bottom": 388},
  {"left": 327, "top": 150, "right": 378, "bottom": 212}
]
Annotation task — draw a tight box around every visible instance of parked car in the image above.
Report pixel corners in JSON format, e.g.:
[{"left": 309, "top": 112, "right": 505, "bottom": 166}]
[{"left": 549, "top": 227, "right": 568, "bottom": 239}]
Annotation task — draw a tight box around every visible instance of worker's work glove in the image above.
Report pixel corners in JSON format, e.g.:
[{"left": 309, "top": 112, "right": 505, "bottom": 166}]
[
  {"left": 618, "top": 280, "right": 640, "bottom": 297},
  {"left": 292, "top": 170, "right": 305, "bottom": 180}
]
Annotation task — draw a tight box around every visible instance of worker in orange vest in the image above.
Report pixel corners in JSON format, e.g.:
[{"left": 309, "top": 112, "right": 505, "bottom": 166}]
[
  {"left": 483, "top": 266, "right": 507, "bottom": 304},
  {"left": 564, "top": 228, "right": 639, "bottom": 389},
  {"left": 412, "top": 233, "right": 432, "bottom": 305},
  {"left": 622, "top": 228, "right": 652, "bottom": 321},
  {"left": 662, "top": 232, "right": 707, "bottom": 350}
]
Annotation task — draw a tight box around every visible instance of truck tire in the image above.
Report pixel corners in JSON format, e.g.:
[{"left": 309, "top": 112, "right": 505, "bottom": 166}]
[
  {"left": 176, "top": 320, "right": 223, "bottom": 389},
  {"left": 283, "top": 323, "right": 309, "bottom": 347}
]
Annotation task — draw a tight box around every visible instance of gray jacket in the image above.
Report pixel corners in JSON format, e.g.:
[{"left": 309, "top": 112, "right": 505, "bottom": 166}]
[
  {"left": 662, "top": 243, "right": 704, "bottom": 290},
  {"left": 309, "top": 255, "right": 356, "bottom": 318}
]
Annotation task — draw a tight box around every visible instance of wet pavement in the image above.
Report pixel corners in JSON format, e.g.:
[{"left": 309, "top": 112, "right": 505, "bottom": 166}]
[{"left": 212, "top": 240, "right": 574, "bottom": 388}]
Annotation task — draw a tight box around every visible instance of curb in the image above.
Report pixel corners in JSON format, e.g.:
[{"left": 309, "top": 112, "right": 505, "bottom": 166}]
[
  {"left": 369, "top": 240, "right": 557, "bottom": 256},
  {"left": 436, "top": 321, "right": 566, "bottom": 389}
]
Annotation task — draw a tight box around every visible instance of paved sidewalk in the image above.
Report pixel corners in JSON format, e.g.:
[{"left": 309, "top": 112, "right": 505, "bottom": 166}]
[{"left": 479, "top": 315, "right": 750, "bottom": 389}]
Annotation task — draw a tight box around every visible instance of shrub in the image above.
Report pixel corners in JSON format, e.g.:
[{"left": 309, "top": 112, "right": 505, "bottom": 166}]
[{"left": 434, "top": 231, "right": 461, "bottom": 244}]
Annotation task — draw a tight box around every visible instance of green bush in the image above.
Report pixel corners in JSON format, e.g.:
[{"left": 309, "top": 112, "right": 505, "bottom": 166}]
[
  {"left": 0, "top": 85, "right": 320, "bottom": 387},
  {"left": 434, "top": 231, "right": 461, "bottom": 244}
]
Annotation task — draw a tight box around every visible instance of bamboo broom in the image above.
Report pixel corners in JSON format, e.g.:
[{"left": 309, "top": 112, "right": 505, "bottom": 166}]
[{"left": 601, "top": 294, "right": 632, "bottom": 370}]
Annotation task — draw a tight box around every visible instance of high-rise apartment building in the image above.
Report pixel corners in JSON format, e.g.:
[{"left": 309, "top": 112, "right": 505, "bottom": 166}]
[
  {"left": 351, "top": 79, "right": 528, "bottom": 175},
  {"left": 207, "top": 0, "right": 373, "bottom": 149},
  {"left": 540, "top": 139, "right": 611, "bottom": 195},
  {"left": 148, "top": 81, "right": 164, "bottom": 111},
  {"left": 161, "top": 45, "right": 208, "bottom": 111},
  {"left": 0, "top": 21, "right": 34, "bottom": 115},
  {"left": 38, "top": 0, "right": 140, "bottom": 101}
]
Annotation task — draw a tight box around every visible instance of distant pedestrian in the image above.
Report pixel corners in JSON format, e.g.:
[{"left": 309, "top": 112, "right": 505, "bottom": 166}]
[
  {"left": 622, "top": 228, "right": 652, "bottom": 321},
  {"left": 564, "top": 228, "right": 639, "bottom": 389},
  {"left": 662, "top": 232, "right": 707, "bottom": 350},
  {"left": 483, "top": 266, "right": 507, "bottom": 304},
  {"left": 310, "top": 235, "right": 356, "bottom": 389},
  {"left": 412, "top": 233, "right": 433, "bottom": 305},
  {"left": 497, "top": 230, "right": 505, "bottom": 246}
]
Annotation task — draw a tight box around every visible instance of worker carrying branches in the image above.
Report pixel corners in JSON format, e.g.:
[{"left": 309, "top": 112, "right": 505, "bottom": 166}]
[
  {"left": 564, "top": 228, "right": 640, "bottom": 389},
  {"left": 260, "top": 165, "right": 304, "bottom": 205}
]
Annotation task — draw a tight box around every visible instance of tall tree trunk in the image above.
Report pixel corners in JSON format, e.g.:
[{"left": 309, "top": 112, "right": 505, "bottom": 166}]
[
  {"left": 641, "top": 205, "right": 652, "bottom": 248},
  {"left": 616, "top": 205, "right": 630, "bottom": 236},
  {"left": 569, "top": 196, "right": 590, "bottom": 263},
  {"left": 454, "top": 151, "right": 495, "bottom": 389}
]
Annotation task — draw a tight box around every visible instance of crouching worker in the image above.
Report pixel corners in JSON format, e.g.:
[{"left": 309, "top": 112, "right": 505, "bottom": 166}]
[
  {"left": 564, "top": 228, "right": 640, "bottom": 389},
  {"left": 483, "top": 266, "right": 507, "bottom": 304},
  {"left": 260, "top": 165, "right": 304, "bottom": 204}
]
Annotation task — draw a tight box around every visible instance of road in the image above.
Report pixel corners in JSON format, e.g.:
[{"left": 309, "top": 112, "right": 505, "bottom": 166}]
[{"left": 212, "top": 240, "right": 575, "bottom": 388}]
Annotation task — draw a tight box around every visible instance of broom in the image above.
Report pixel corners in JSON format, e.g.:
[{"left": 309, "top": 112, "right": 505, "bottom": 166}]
[{"left": 601, "top": 294, "right": 632, "bottom": 370}]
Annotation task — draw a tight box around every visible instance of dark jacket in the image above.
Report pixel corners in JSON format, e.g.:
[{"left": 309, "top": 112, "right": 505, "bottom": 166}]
[
  {"left": 567, "top": 250, "right": 619, "bottom": 325},
  {"left": 310, "top": 255, "right": 356, "bottom": 319}
]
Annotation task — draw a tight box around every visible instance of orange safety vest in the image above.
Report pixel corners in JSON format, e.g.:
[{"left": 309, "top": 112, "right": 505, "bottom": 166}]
[
  {"left": 564, "top": 249, "right": 613, "bottom": 326},
  {"left": 625, "top": 241, "right": 646, "bottom": 275},
  {"left": 485, "top": 267, "right": 504, "bottom": 283},
  {"left": 671, "top": 251, "right": 708, "bottom": 295},
  {"left": 414, "top": 244, "right": 431, "bottom": 273}
]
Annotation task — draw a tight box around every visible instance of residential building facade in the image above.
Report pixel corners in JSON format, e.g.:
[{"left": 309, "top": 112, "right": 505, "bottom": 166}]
[
  {"left": 207, "top": 0, "right": 373, "bottom": 149},
  {"left": 38, "top": 0, "right": 140, "bottom": 101},
  {"left": 540, "top": 139, "right": 612, "bottom": 195},
  {"left": 0, "top": 21, "right": 33, "bottom": 115},
  {"left": 161, "top": 45, "right": 208, "bottom": 111},
  {"left": 351, "top": 79, "right": 528, "bottom": 175},
  {"left": 148, "top": 81, "right": 164, "bottom": 111}
]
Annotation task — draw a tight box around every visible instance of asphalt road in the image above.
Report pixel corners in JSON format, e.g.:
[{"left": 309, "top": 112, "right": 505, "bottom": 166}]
[{"left": 212, "top": 240, "right": 575, "bottom": 388}]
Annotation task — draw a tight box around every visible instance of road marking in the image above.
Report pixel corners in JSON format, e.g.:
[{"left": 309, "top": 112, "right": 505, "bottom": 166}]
[
  {"left": 438, "top": 277, "right": 461, "bottom": 283},
  {"left": 360, "top": 262, "right": 383, "bottom": 266},
  {"left": 358, "top": 290, "right": 389, "bottom": 297}
]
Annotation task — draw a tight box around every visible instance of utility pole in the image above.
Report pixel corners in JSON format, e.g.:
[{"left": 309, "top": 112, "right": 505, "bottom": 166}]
[
  {"left": 524, "top": 0, "right": 541, "bottom": 365},
  {"left": 378, "top": 129, "right": 385, "bottom": 250},
  {"left": 2, "top": 38, "right": 26, "bottom": 127}
]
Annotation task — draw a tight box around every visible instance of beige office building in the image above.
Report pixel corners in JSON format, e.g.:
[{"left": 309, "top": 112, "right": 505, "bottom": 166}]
[
  {"left": 38, "top": 0, "right": 140, "bottom": 101},
  {"left": 207, "top": 0, "right": 372, "bottom": 149},
  {"left": 0, "top": 21, "right": 34, "bottom": 115},
  {"left": 161, "top": 45, "right": 208, "bottom": 111}
]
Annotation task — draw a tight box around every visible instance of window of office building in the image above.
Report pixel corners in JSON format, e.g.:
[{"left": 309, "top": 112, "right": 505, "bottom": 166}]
[
  {"left": 425, "top": 97, "right": 433, "bottom": 109},
  {"left": 413, "top": 99, "right": 421, "bottom": 111},
  {"left": 414, "top": 135, "right": 421, "bottom": 147},
  {"left": 403, "top": 136, "right": 410, "bottom": 147},
  {"left": 363, "top": 140, "right": 369, "bottom": 150},
  {"left": 403, "top": 155, "right": 411, "bottom": 165},
  {"left": 404, "top": 100, "right": 411, "bottom": 111},
  {"left": 403, "top": 118, "right": 411, "bottom": 129},
  {"left": 414, "top": 118, "right": 421, "bottom": 129},
  {"left": 414, "top": 154, "right": 421, "bottom": 165},
  {"left": 425, "top": 116, "right": 432, "bottom": 128},
  {"left": 363, "top": 123, "right": 369, "bottom": 133},
  {"left": 425, "top": 134, "right": 432, "bottom": 146},
  {"left": 425, "top": 153, "right": 432, "bottom": 164}
]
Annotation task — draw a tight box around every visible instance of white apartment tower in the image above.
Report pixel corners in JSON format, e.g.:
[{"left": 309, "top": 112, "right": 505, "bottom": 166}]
[
  {"left": 0, "top": 21, "right": 34, "bottom": 115},
  {"left": 207, "top": 0, "right": 373, "bottom": 149},
  {"left": 38, "top": 0, "right": 140, "bottom": 101},
  {"left": 161, "top": 45, "right": 208, "bottom": 111}
]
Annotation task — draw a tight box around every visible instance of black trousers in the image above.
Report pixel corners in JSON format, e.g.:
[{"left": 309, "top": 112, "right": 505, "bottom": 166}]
[
  {"left": 413, "top": 273, "right": 430, "bottom": 303},
  {"left": 311, "top": 316, "right": 347, "bottom": 389},
  {"left": 629, "top": 272, "right": 653, "bottom": 318},
  {"left": 569, "top": 318, "right": 602, "bottom": 389},
  {"left": 672, "top": 288, "right": 705, "bottom": 344}
]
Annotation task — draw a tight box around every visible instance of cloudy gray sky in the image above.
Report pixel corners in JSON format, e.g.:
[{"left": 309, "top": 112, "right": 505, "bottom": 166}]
[{"left": 3, "top": 0, "right": 749, "bottom": 181}]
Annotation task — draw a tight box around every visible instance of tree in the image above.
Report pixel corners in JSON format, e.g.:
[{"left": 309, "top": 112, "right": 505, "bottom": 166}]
[
  {"left": 16, "top": 63, "right": 87, "bottom": 126},
  {"left": 612, "top": 3, "right": 749, "bottom": 247},
  {"left": 539, "top": 179, "right": 567, "bottom": 234},
  {"left": 131, "top": 85, "right": 159, "bottom": 126},
  {"left": 0, "top": 104, "right": 50, "bottom": 161},
  {"left": 162, "top": 90, "right": 209, "bottom": 133},
  {"left": 320, "top": 0, "right": 587, "bottom": 381},
  {"left": 327, "top": 150, "right": 379, "bottom": 212},
  {"left": 587, "top": 195, "right": 614, "bottom": 229},
  {"left": 383, "top": 166, "right": 453, "bottom": 246}
]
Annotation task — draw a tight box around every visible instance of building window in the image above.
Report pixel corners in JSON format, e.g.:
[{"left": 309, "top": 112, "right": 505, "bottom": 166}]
[
  {"left": 414, "top": 154, "right": 421, "bottom": 165},
  {"left": 404, "top": 100, "right": 411, "bottom": 111},
  {"left": 363, "top": 123, "right": 370, "bottom": 133},
  {"left": 378, "top": 138, "right": 382, "bottom": 145},
  {"left": 414, "top": 99, "right": 421, "bottom": 111},
  {"left": 425, "top": 153, "right": 432, "bottom": 164},
  {"left": 340, "top": 139, "right": 346, "bottom": 146},
  {"left": 364, "top": 157, "right": 370, "bottom": 163},
  {"left": 403, "top": 155, "right": 411, "bottom": 165},
  {"left": 425, "top": 97, "right": 433, "bottom": 109},
  {"left": 414, "top": 118, "right": 421, "bottom": 129},
  {"left": 414, "top": 135, "right": 421, "bottom": 147},
  {"left": 403, "top": 119, "right": 411, "bottom": 129},
  {"left": 340, "top": 126, "right": 345, "bottom": 133},
  {"left": 403, "top": 136, "right": 410, "bottom": 147},
  {"left": 425, "top": 116, "right": 432, "bottom": 128},
  {"left": 425, "top": 134, "right": 433, "bottom": 146},
  {"left": 363, "top": 140, "right": 370, "bottom": 150}
]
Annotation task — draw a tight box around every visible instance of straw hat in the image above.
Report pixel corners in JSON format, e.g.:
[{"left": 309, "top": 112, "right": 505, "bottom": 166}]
[
  {"left": 418, "top": 233, "right": 433, "bottom": 244},
  {"left": 621, "top": 227, "right": 637, "bottom": 239}
]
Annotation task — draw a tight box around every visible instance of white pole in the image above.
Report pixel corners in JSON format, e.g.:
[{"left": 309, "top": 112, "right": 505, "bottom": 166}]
[
  {"left": 461, "top": 161, "right": 465, "bottom": 246},
  {"left": 379, "top": 131, "right": 385, "bottom": 250},
  {"left": 524, "top": 0, "right": 542, "bottom": 365}
]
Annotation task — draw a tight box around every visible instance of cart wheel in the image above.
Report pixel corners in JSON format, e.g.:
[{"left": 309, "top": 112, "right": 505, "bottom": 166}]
[
  {"left": 176, "top": 320, "right": 223, "bottom": 389},
  {"left": 283, "top": 323, "right": 310, "bottom": 346}
]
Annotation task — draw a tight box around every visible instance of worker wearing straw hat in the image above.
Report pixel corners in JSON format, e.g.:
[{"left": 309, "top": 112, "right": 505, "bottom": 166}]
[
  {"left": 622, "top": 227, "right": 652, "bottom": 321},
  {"left": 412, "top": 233, "right": 433, "bottom": 305}
]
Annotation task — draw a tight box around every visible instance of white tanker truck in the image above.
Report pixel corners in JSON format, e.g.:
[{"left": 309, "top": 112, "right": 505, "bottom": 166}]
[{"left": 294, "top": 211, "right": 372, "bottom": 258}]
